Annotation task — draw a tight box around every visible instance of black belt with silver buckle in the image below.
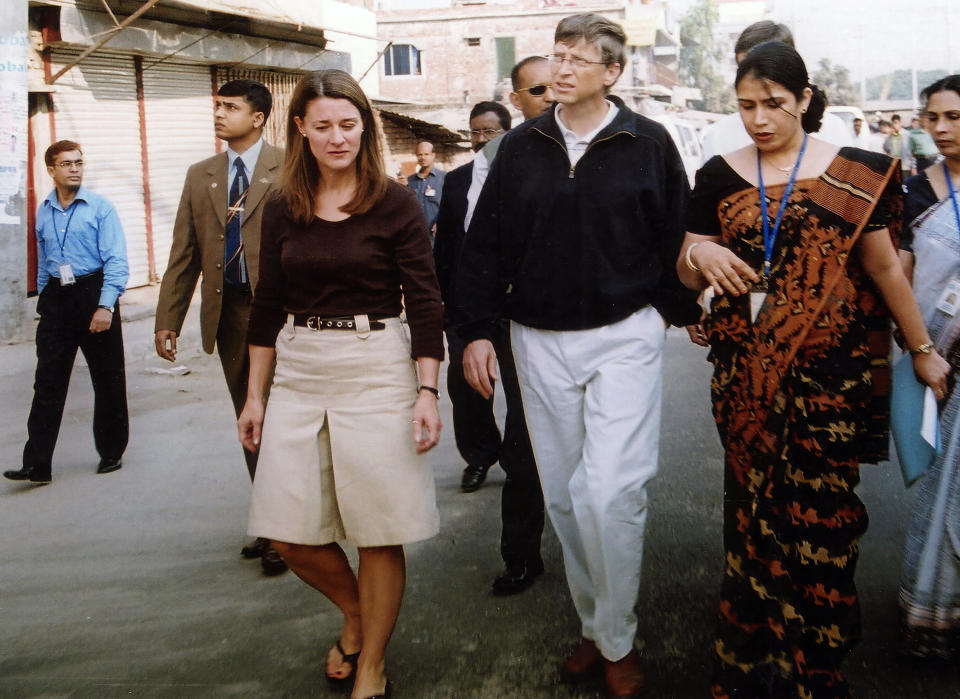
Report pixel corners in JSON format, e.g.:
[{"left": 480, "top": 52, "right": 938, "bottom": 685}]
[
  {"left": 53, "top": 270, "right": 103, "bottom": 287},
  {"left": 293, "top": 314, "right": 389, "bottom": 331}
]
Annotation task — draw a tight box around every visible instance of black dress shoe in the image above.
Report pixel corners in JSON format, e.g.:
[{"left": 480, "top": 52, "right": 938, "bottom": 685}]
[
  {"left": 96, "top": 457, "right": 122, "bottom": 474},
  {"left": 261, "top": 543, "right": 288, "bottom": 576},
  {"left": 460, "top": 463, "right": 490, "bottom": 493},
  {"left": 3, "top": 466, "right": 51, "bottom": 484},
  {"left": 241, "top": 537, "right": 270, "bottom": 559},
  {"left": 492, "top": 557, "right": 544, "bottom": 595}
]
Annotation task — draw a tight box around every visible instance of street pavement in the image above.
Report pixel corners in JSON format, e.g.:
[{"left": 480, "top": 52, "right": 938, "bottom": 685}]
[{"left": 1, "top": 287, "right": 959, "bottom": 698}]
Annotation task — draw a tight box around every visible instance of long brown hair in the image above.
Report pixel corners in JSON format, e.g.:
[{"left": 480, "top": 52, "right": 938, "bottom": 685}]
[{"left": 281, "top": 70, "right": 388, "bottom": 224}]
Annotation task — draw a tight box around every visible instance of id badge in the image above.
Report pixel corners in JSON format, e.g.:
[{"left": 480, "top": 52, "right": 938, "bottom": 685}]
[
  {"left": 425, "top": 186, "right": 436, "bottom": 197},
  {"left": 749, "top": 291, "right": 765, "bottom": 324},
  {"left": 748, "top": 278, "right": 768, "bottom": 324},
  {"left": 935, "top": 277, "right": 960, "bottom": 317},
  {"left": 700, "top": 287, "right": 715, "bottom": 316},
  {"left": 58, "top": 263, "right": 76, "bottom": 286}
]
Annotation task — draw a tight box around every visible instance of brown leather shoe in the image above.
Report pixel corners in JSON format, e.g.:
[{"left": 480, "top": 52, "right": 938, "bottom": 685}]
[
  {"left": 560, "top": 638, "right": 603, "bottom": 684},
  {"left": 603, "top": 648, "right": 646, "bottom": 698}
]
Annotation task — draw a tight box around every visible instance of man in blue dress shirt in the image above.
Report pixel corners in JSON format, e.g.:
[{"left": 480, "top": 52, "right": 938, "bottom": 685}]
[
  {"left": 4, "top": 140, "right": 129, "bottom": 484},
  {"left": 407, "top": 140, "right": 445, "bottom": 240}
]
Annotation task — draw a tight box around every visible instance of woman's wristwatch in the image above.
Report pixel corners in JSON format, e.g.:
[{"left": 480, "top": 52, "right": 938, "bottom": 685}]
[
  {"left": 909, "top": 342, "right": 933, "bottom": 356},
  {"left": 417, "top": 385, "right": 440, "bottom": 399}
]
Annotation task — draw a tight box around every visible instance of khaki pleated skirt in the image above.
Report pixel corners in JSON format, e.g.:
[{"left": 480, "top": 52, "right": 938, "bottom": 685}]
[{"left": 248, "top": 316, "right": 440, "bottom": 547}]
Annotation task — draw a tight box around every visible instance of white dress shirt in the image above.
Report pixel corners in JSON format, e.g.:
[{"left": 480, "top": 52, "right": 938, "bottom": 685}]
[
  {"left": 556, "top": 99, "right": 618, "bottom": 168},
  {"left": 227, "top": 137, "right": 264, "bottom": 184},
  {"left": 700, "top": 111, "right": 853, "bottom": 164}
]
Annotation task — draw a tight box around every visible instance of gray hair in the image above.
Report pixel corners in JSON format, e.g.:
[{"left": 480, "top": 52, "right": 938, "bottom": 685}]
[{"left": 554, "top": 13, "right": 626, "bottom": 70}]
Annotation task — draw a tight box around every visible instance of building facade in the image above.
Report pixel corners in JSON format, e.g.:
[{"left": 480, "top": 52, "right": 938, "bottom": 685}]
[
  {"left": 376, "top": 0, "right": 682, "bottom": 110},
  {"left": 23, "top": 0, "right": 375, "bottom": 297}
]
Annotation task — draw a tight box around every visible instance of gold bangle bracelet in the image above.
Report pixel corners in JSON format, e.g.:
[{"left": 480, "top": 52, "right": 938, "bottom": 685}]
[{"left": 685, "top": 242, "right": 702, "bottom": 273}]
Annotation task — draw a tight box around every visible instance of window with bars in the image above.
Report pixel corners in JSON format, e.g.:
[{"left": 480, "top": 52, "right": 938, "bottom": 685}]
[{"left": 384, "top": 44, "right": 422, "bottom": 76}]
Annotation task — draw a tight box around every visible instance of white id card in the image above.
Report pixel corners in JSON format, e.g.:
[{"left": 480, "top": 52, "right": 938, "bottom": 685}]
[
  {"left": 58, "top": 263, "right": 76, "bottom": 286},
  {"left": 935, "top": 277, "right": 960, "bottom": 317},
  {"left": 749, "top": 291, "right": 765, "bottom": 324},
  {"left": 425, "top": 186, "right": 436, "bottom": 197}
]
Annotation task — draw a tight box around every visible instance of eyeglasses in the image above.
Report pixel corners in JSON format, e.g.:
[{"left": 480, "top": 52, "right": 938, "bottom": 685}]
[
  {"left": 55, "top": 160, "right": 84, "bottom": 170},
  {"left": 547, "top": 53, "right": 607, "bottom": 69},
  {"left": 515, "top": 83, "right": 552, "bottom": 96},
  {"left": 469, "top": 128, "right": 504, "bottom": 138}
]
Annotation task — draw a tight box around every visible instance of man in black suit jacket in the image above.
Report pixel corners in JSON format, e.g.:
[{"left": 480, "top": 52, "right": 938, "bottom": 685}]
[
  {"left": 434, "top": 102, "right": 511, "bottom": 497},
  {"left": 434, "top": 85, "right": 548, "bottom": 595}
]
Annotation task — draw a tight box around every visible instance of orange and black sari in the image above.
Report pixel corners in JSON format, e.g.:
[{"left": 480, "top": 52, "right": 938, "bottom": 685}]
[{"left": 687, "top": 147, "right": 902, "bottom": 698}]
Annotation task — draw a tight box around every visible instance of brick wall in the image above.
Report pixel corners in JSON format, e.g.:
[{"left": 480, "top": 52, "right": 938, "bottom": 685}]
[{"left": 378, "top": 3, "right": 628, "bottom": 108}]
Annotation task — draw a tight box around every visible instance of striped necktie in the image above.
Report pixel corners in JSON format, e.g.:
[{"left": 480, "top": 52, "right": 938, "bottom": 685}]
[{"left": 225, "top": 158, "right": 249, "bottom": 288}]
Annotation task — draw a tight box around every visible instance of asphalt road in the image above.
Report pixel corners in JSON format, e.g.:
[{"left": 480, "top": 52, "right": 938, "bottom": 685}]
[{"left": 1, "top": 292, "right": 958, "bottom": 697}]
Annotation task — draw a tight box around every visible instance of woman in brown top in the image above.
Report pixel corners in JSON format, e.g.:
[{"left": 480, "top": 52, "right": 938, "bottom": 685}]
[{"left": 238, "top": 70, "right": 444, "bottom": 699}]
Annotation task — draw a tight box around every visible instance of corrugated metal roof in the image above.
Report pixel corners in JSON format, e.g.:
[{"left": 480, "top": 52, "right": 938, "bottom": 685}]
[{"left": 375, "top": 106, "right": 466, "bottom": 145}]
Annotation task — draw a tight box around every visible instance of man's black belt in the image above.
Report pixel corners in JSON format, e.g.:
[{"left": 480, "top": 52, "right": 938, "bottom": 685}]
[
  {"left": 51, "top": 270, "right": 103, "bottom": 287},
  {"left": 292, "top": 314, "right": 390, "bottom": 331}
]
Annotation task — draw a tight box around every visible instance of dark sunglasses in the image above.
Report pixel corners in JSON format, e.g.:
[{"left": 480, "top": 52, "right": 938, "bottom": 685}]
[{"left": 515, "top": 83, "right": 551, "bottom": 96}]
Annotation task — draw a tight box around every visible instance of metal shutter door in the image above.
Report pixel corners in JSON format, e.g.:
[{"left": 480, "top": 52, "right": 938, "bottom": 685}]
[
  {"left": 141, "top": 61, "right": 217, "bottom": 281},
  {"left": 49, "top": 48, "right": 150, "bottom": 288}
]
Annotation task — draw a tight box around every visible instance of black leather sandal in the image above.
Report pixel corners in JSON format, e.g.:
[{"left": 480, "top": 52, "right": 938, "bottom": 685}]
[
  {"left": 365, "top": 679, "right": 392, "bottom": 698},
  {"left": 325, "top": 640, "right": 360, "bottom": 689}
]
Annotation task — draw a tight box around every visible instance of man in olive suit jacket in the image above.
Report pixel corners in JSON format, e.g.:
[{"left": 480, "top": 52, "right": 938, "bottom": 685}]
[{"left": 154, "top": 79, "right": 286, "bottom": 575}]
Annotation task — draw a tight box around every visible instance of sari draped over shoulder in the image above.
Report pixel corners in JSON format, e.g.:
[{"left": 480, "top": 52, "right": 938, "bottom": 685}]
[
  {"left": 899, "top": 192, "right": 960, "bottom": 659},
  {"left": 705, "top": 148, "right": 901, "bottom": 699}
]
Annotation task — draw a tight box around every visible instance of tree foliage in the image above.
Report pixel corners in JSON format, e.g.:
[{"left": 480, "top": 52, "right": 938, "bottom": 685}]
[
  {"left": 865, "top": 69, "right": 948, "bottom": 102},
  {"left": 811, "top": 58, "right": 858, "bottom": 106},
  {"left": 678, "top": 0, "right": 732, "bottom": 113}
]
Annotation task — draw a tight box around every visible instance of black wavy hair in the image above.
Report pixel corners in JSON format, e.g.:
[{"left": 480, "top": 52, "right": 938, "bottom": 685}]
[
  {"left": 735, "top": 41, "right": 826, "bottom": 134},
  {"left": 921, "top": 74, "right": 960, "bottom": 106}
]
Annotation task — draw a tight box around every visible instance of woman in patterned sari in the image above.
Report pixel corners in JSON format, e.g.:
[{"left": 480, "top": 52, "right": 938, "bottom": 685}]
[
  {"left": 677, "top": 42, "right": 950, "bottom": 698},
  {"left": 898, "top": 74, "right": 960, "bottom": 660}
]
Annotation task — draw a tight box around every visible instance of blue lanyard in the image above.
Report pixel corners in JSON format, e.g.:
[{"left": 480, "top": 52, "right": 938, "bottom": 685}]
[
  {"left": 757, "top": 132, "right": 808, "bottom": 277},
  {"left": 53, "top": 201, "right": 78, "bottom": 257},
  {"left": 942, "top": 160, "right": 960, "bottom": 235}
]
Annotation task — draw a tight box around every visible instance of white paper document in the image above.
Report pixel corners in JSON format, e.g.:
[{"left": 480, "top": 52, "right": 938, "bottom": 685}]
[{"left": 921, "top": 387, "right": 940, "bottom": 449}]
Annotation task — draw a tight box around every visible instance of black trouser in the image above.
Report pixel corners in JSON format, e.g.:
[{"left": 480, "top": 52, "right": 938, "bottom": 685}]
[
  {"left": 447, "top": 323, "right": 545, "bottom": 567},
  {"left": 23, "top": 271, "right": 128, "bottom": 478},
  {"left": 493, "top": 322, "right": 545, "bottom": 568},
  {"left": 217, "top": 284, "right": 258, "bottom": 480},
  {"left": 447, "top": 331, "right": 501, "bottom": 470}
]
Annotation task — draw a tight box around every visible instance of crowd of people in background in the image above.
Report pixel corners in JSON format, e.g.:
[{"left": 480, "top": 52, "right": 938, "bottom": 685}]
[
  {"left": 10, "top": 9, "right": 960, "bottom": 699},
  {"left": 851, "top": 110, "right": 941, "bottom": 172}
]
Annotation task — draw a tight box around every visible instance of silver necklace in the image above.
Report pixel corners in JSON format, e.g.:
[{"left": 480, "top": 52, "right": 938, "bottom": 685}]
[{"left": 766, "top": 156, "right": 799, "bottom": 174}]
